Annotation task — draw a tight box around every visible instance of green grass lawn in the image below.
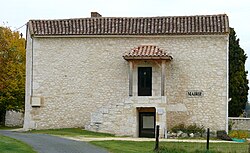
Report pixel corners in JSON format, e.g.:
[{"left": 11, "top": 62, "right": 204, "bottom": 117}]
[
  {"left": 90, "top": 141, "right": 249, "bottom": 153},
  {"left": 91, "top": 140, "right": 155, "bottom": 153},
  {"left": 0, "top": 134, "right": 36, "bottom": 153},
  {"left": 27, "top": 128, "right": 250, "bottom": 153},
  {"left": 0, "top": 125, "right": 21, "bottom": 130},
  {"left": 29, "top": 128, "right": 115, "bottom": 137}
]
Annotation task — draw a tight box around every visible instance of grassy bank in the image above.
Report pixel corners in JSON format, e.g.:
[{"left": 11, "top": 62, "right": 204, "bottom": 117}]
[
  {"left": 90, "top": 140, "right": 249, "bottom": 153},
  {"left": 0, "top": 134, "right": 36, "bottom": 153},
  {"left": 0, "top": 125, "right": 20, "bottom": 130},
  {"left": 28, "top": 128, "right": 250, "bottom": 153},
  {"left": 29, "top": 128, "right": 115, "bottom": 137}
]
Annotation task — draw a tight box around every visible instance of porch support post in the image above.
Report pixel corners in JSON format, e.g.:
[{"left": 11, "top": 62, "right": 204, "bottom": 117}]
[
  {"left": 161, "top": 60, "right": 166, "bottom": 96},
  {"left": 129, "top": 61, "right": 133, "bottom": 96}
]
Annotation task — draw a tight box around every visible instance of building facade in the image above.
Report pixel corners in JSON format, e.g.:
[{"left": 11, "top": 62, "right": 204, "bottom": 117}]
[{"left": 24, "top": 13, "right": 229, "bottom": 137}]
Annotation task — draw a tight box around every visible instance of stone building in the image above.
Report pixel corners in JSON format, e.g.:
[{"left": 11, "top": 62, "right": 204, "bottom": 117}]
[{"left": 24, "top": 12, "right": 230, "bottom": 138}]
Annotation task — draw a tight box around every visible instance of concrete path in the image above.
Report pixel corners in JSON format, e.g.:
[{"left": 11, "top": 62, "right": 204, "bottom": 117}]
[
  {"left": 0, "top": 130, "right": 108, "bottom": 153},
  {"left": 61, "top": 136, "right": 240, "bottom": 143}
]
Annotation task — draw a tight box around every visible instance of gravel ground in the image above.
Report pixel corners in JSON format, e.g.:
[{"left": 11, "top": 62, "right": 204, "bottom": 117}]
[{"left": 0, "top": 130, "right": 108, "bottom": 153}]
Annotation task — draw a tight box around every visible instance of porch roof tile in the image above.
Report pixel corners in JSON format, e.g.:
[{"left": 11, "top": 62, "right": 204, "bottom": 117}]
[{"left": 123, "top": 45, "right": 173, "bottom": 60}]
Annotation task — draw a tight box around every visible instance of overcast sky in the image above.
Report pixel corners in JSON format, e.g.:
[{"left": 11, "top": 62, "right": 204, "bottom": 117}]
[{"left": 1, "top": 0, "right": 250, "bottom": 100}]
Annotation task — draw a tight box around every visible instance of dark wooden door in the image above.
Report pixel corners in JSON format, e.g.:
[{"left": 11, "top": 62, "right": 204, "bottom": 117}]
[
  {"left": 139, "top": 112, "right": 155, "bottom": 138},
  {"left": 138, "top": 67, "right": 152, "bottom": 96}
]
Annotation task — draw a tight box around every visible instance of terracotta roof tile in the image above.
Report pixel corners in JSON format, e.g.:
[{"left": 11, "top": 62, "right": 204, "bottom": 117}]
[
  {"left": 123, "top": 45, "right": 173, "bottom": 60},
  {"left": 28, "top": 14, "right": 229, "bottom": 36}
]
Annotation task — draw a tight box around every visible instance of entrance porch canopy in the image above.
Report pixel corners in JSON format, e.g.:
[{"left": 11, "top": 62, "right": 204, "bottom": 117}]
[
  {"left": 123, "top": 45, "right": 172, "bottom": 60},
  {"left": 123, "top": 45, "right": 172, "bottom": 96}
]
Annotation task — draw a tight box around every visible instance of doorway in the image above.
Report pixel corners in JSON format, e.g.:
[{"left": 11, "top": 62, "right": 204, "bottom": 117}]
[{"left": 138, "top": 107, "right": 156, "bottom": 138}]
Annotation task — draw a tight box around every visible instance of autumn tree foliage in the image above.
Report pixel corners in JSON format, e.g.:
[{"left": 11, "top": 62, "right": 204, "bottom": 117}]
[
  {"left": 0, "top": 26, "right": 25, "bottom": 124},
  {"left": 229, "top": 28, "right": 249, "bottom": 117}
]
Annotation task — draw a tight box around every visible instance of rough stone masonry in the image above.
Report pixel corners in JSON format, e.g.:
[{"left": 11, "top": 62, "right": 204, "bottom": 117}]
[{"left": 24, "top": 13, "right": 229, "bottom": 138}]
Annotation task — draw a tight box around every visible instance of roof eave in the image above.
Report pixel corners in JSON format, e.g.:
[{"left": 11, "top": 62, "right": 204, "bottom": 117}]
[
  {"left": 31, "top": 32, "right": 230, "bottom": 37},
  {"left": 28, "top": 21, "right": 34, "bottom": 37},
  {"left": 123, "top": 56, "right": 173, "bottom": 60}
]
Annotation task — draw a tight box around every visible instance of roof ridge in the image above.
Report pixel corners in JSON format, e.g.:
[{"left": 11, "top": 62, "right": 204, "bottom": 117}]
[
  {"left": 29, "top": 14, "right": 228, "bottom": 21},
  {"left": 28, "top": 14, "right": 229, "bottom": 36}
]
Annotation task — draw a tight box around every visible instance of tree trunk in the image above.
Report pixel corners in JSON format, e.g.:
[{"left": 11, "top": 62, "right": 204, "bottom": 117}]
[{"left": 0, "top": 109, "right": 6, "bottom": 126}]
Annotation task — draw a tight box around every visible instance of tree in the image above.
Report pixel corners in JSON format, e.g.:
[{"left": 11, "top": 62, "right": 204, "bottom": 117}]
[
  {"left": 245, "top": 103, "right": 250, "bottom": 117},
  {"left": 229, "top": 28, "right": 249, "bottom": 117},
  {"left": 0, "top": 26, "right": 25, "bottom": 124}
]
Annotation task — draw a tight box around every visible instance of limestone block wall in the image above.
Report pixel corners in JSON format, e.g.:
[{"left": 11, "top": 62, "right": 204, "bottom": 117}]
[
  {"left": 164, "top": 36, "right": 228, "bottom": 131},
  {"left": 86, "top": 96, "right": 167, "bottom": 137},
  {"left": 229, "top": 117, "right": 250, "bottom": 130},
  {"left": 5, "top": 111, "right": 24, "bottom": 127},
  {"left": 24, "top": 34, "right": 228, "bottom": 136}
]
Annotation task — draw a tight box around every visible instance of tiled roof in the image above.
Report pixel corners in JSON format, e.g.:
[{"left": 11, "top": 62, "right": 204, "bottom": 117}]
[
  {"left": 123, "top": 45, "right": 173, "bottom": 60},
  {"left": 28, "top": 14, "right": 229, "bottom": 36}
]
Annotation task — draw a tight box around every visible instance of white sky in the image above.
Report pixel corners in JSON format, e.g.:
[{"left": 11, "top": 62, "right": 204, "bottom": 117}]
[{"left": 1, "top": 0, "right": 250, "bottom": 100}]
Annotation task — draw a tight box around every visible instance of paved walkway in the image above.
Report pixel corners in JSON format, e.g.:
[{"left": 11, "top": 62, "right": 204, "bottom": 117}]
[
  {"left": 0, "top": 130, "right": 108, "bottom": 153},
  {"left": 1, "top": 129, "right": 248, "bottom": 153},
  {"left": 61, "top": 136, "right": 240, "bottom": 143}
]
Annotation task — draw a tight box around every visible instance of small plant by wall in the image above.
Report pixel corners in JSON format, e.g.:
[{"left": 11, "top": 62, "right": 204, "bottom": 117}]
[
  {"left": 169, "top": 123, "right": 206, "bottom": 138},
  {"left": 229, "top": 130, "right": 248, "bottom": 139},
  {"left": 228, "top": 120, "right": 235, "bottom": 131}
]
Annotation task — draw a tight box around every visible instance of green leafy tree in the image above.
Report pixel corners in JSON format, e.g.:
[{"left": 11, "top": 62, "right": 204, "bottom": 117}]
[
  {"left": 229, "top": 28, "right": 249, "bottom": 117},
  {"left": 0, "top": 26, "right": 25, "bottom": 124},
  {"left": 245, "top": 103, "right": 250, "bottom": 117}
]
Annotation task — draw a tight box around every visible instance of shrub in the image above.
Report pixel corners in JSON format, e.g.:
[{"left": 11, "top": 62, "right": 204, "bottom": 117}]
[
  {"left": 229, "top": 130, "right": 248, "bottom": 139},
  {"left": 171, "top": 123, "right": 186, "bottom": 133},
  {"left": 228, "top": 120, "right": 235, "bottom": 131},
  {"left": 186, "top": 124, "right": 205, "bottom": 135},
  {"left": 171, "top": 123, "right": 205, "bottom": 135}
]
